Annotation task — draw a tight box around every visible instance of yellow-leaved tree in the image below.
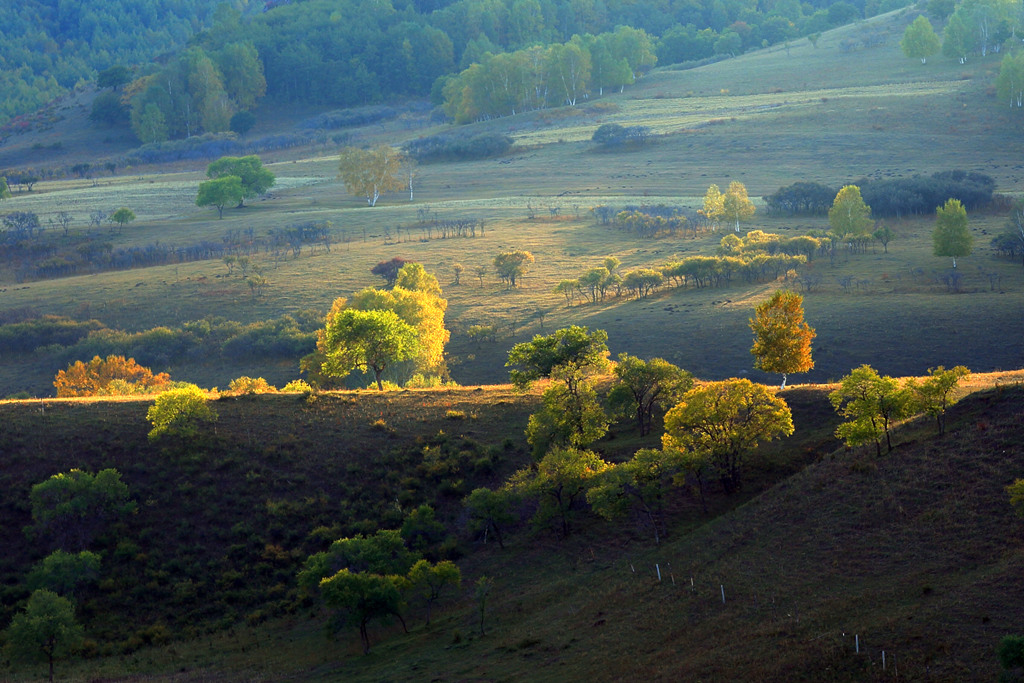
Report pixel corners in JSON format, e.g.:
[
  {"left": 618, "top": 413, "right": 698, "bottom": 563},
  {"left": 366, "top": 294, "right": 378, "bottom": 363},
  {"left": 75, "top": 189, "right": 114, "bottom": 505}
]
[
  {"left": 749, "top": 290, "right": 815, "bottom": 389},
  {"left": 338, "top": 146, "right": 406, "bottom": 207},
  {"left": 309, "top": 263, "right": 450, "bottom": 388}
]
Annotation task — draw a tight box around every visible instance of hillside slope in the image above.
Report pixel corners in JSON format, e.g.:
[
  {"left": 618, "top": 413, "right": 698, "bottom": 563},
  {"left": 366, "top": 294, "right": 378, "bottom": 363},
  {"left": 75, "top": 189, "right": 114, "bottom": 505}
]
[{"left": 1, "top": 377, "right": 1022, "bottom": 680}]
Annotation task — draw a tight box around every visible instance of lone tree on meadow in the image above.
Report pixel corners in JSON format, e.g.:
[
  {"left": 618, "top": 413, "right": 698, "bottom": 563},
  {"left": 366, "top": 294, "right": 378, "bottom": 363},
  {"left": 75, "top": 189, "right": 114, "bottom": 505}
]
[
  {"left": 321, "top": 308, "right": 419, "bottom": 390},
  {"left": 206, "top": 155, "right": 275, "bottom": 207},
  {"left": 493, "top": 249, "right": 535, "bottom": 288},
  {"left": 110, "top": 207, "right": 135, "bottom": 231},
  {"left": 933, "top": 197, "right": 972, "bottom": 268},
  {"left": 196, "top": 175, "right": 244, "bottom": 218},
  {"left": 338, "top": 146, "right": 406, "bottom": 207},
  {"left": 901, "top": 15, "right": 941, "bottom": 63},
  {"left": 749, "top": 289, "right": 815, "bottom": 389}
]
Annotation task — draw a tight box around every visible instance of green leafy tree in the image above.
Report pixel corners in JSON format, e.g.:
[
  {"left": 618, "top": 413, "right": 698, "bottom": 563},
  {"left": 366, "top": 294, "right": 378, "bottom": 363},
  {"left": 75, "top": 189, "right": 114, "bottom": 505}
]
[
  {"left": 933, "top": 197, "right": 972, "bottom": 268},
  {"left": 829, "top": 365, "right": 915, "bottom": 456},
  {"left": 907, "top": 365, "right": 970, "bottom": 435},
  {"left": 27, "top": 551, "right": 101, "bottom": 597},
  {"left": 587, "top": 448, "right": 681, "bottom": 544},
  {"left": 942, "top": 12, "right": 975, "bottom": 63},
  {"left": 110, "top": 207, "right": 135, "bottom": 230},
  {"left": 493, "top": 249, "right": 535, "bottom": 288},
  {"left": 662, "top": 379, "right": 794, "bottom": 494},
  {"left": 319, "top": 569, "right": 407, "bottom": 655},
  {"left": 320, "top": 308, "right": 419, "bottom": 390},
  {"left": 0, "top": 176, "right": 10, "bottom": 201},
  {"left": 299, "top": 530, "right": 419, "bottom": 592},
  {"left": 327, "top": 264, "right": 450, "bottom": 382},
  {"left": 607, "top": 354, "right": 693, "bottom": 435},
  {"left": 996, "top": 51, "right": 1024, "bottom": 108},
  {"left": 749, "top": 290, "right": 816, "bottom": 389},
  {"left": 132, "top": 102, "right": 168, "bottom": 143},
  {"left": 506, "top": 446, "right": 610, "bottom": 537},
  {"left": 4, "top": 590, "right": 83, "bottom": 683},
  {"left": 525, "top": 375, "right": 609, "bottom": 458},
  {"left": 146, "top": 384, "right": 218, "bottom": 440},
  {"left": 196, "top": 175, "right": 244, "bottom": 218},
  {"left": 206, "top": 155, "right": 275, "bottom": 207},
  {"left": 338, "top": 146, "right": 406, "bottom": 207},
  {"left": 901, "top": 15, "right": 941, "bottom": 63},
  {"left": 400, "top": 505, "right": 448, "bottom": 557},
  {"left": 506, "top": 325, "right": 609, "bottom": 392},
  {"left": 28, "top": 469, "right": 136, "bottom": 550},
  {"left": 97, "top": 65, "right": 132, "bottom": 89},
  {"left": 407, "top": 559, "right": 461, "bottom": 625},
  {"left": 701, "top": 183, "right": 725, "bottom": 229},
  {"left": 828, "top": 185, "right": 873, "bottom": 238},
  {"left": 464, "top": 487, "right": 515, "bottom": 548}
]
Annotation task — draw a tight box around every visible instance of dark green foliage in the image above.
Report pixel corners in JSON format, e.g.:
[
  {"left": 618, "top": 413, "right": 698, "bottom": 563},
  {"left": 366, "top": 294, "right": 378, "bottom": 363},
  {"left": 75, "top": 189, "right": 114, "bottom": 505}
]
[
  {"left": 28, "top": 469, "right": 136, "bottom": 551},
  {"left": 4, "top": 589, "right": 83, "bottom": 682},
  {"left": 27, "top": 550, "right": 101, "bottom": 597},
  {"left": 855, "top": 171, "right": 995, "bottom": 219},
  {"left": 764, "top": 182, "right": 837, "bottom": 215},
  {"left": 400, "top": 505, "right": 448, "bottom": 557},
  {"left": 506, "top": 326, "right": 610, "bottom": 391},
  {"left": 229, "top": 110, "right": 256, "bottom": 136},
  {"left": 592, "top": 123, "right": 651, "bottom": 149},
  {"left": 404, "top": 132, "right": 514, "bottom": 162},
  {"left": 89, "top": 92, "right": 130, "bottom": 128},
  {"left": 97, "top": 65, "right": 132, "bottom": 90},
  {"left": 1000, "top": 635, "right": 1024, "bottom": 671},
  {"left": 298, "top": 530, "right": 419, "bottom": 593}
]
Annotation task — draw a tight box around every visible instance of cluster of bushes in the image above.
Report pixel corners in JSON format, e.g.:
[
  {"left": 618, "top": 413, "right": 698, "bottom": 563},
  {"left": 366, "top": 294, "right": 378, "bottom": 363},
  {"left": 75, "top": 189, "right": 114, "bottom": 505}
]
[
  {"left": 125, "top": 130, "right": 331, "bottom": 166},
  {"left": 766, "top": 171, "right": 996, "bottom": 219},
  {"left": 592, "top": 204, "right": 703, "bottom": 239},
  {"left": 591, "top": 123, "right": 651, "bottom": 149},
  {"left": 403, "top": 132, "right": 514, "bottom": 163},
  {"left": 613, "top": 209, "right": 689, "bottom": 239},
  {"left": 299, "top": 106, "right": 401, "bottom": 131}
]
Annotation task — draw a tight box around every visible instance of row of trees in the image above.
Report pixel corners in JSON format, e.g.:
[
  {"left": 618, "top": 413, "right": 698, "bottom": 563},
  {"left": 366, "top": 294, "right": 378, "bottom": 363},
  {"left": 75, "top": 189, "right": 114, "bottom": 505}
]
[{"left": 441, "top": 27, "right": 656, "bottom": 123}]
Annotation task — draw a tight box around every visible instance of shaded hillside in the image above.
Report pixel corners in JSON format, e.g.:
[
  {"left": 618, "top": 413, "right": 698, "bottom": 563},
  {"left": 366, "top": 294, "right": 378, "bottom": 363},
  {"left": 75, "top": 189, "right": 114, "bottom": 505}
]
[{"left": 2, "top": 377, "right": 1023, "bottom": 680}]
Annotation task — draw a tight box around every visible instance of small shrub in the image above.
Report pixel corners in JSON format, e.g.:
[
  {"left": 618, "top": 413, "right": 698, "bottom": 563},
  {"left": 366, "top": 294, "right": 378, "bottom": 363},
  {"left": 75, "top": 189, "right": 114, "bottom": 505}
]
[
  {"left": 228, "top": 376, "right": 276, "bottom": 395},
  {"left": 446, "top": 410, "right": 467, "bottom": 420},
  {"left": 146, "top": 384, "right": 218, "bottom": 440},
  {"left": 281, "top": 379, "right": 313, "bottom": 393}
]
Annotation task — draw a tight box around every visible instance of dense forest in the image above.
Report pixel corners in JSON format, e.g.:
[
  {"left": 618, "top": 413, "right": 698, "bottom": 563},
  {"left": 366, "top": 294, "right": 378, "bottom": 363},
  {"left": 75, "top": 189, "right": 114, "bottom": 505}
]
[
  {"left": 0, "top": 0, "right": 243, "bottom": 126},
  {"left": 1, "top": 0, "right": 917, "bottom": 137}
]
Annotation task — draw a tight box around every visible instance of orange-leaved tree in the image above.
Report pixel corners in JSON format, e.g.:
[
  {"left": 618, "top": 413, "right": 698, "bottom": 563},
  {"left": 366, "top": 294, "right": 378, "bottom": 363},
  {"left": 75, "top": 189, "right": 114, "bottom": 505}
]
[
  {"left": 749, "top": 289, "right": 815, "bottom": 389},
  {"left": 54, "top": 355, "right": 170, "bottom": 397}
]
